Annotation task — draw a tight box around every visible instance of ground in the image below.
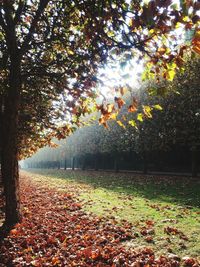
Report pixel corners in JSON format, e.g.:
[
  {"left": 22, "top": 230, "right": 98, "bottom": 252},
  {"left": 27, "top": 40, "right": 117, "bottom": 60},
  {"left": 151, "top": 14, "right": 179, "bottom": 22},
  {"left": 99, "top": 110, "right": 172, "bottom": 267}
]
[{"left": 0, "top": 169, "right": 199, "bottom": 266}]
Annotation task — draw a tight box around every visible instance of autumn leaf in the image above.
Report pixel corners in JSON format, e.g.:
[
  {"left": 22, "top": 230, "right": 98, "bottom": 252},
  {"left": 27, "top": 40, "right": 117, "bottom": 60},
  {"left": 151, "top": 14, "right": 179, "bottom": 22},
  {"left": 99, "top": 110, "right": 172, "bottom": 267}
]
[
  {"left": 10, "top": 229, "right": 19, "bottom": 236},
  {"left": 128, "top": 105, "right": 137, "bottom": 112},
  {"left": 143, "top": 105, "right": 152, "bottom": 118},
  {"left": 120, "top": 86, "right": 126, "bottom": 96},
  {"left": 153, "top": 104, "right": 163, "bottom": 110},
  {"left": 117, "top": 120, "right": 126, "bottom": 129},
  {"left": 128, "top": 97, "right": 138, "bottom": 112},
  {"left": 107, "top": 104, "right": 115, "bottom": 113},
  {"left": 128, "top": 120, "right": 137, "bottom": 128},
  {"left": 114, "top": 97, "right": 125, "bottom": 109},
  {"left": 192, "top": 30, "right": 200, "bottom": 55},
  {"left": 137, "top": 113, "right": 144, "bottom": 122},
  {"left": 52, "top": 257, "right": 60, "bottom": 265},
  {"left": 166, "top": 69, "right": 176, "bottom": 81}
]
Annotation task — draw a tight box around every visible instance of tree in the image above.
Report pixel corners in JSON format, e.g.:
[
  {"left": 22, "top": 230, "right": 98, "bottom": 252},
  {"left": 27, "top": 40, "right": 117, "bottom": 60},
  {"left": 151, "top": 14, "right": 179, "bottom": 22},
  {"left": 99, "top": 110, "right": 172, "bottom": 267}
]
[
  {"left": 132, "top": 56, "right": 200, "bottom": 175},
  {"left": 161, "top": 57, "right": 200, "bottom": 176},
  {"left": 0, "top": 0, "right": 199, "bottom": 226}
]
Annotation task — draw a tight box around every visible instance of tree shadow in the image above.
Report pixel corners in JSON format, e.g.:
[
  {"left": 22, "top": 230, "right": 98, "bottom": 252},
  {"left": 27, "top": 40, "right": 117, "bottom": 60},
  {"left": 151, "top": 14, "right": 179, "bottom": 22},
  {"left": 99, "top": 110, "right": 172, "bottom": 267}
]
[
  {"left": 0, "top": 184, "right": 9, "bottom": 242},
  {"left": 0, "top": 223, "right": 13, "bottom": 243},
  {"left": 24, "top": 169, "right": 200, "bottom": 209}
]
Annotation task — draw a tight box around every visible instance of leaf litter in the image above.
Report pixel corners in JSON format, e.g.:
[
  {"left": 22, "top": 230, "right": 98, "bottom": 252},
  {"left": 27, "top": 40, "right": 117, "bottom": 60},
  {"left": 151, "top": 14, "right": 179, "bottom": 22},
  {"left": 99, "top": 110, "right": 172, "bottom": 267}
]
[{"left": 0, "top": 172, "right": 199, "bottom": 266}]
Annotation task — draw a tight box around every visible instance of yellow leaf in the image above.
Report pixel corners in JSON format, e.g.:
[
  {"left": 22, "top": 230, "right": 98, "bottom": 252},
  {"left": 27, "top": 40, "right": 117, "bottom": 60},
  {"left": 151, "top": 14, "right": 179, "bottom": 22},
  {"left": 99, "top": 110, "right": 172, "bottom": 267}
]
[
  {"left": 149, "top": 29, "right": 155, "bottom": 34},
  {"left": 67, "top": 49, "right": 74, "bottom": 55},
  {"left": 128, "top": 120, "right": 137, "bottom": 128},
  {"left": 167, "top": 69, "right": 176, "bottom": 81},
  {"left": 117, "top": 120, "right": 126, "bottom": 129},
  {"left": 110, "top": 112, "right": 118, "bottom": 120},
  {"left": 183, "top": 16, "right": 189, "bottom": 22},
  {"left": 175, "top": 22, "right": 182, "bottom": 29},
  {"left": 153, "top": 104, "right": 162, "bottom": 110},
  {"left": 143, "top": 105, "right": 152, "bottom": 118},
  {"left": 107, "top": 104, "right": 114, "bottom": 113},
  {"left": 137, "top": 113, "right": 143, "bottom": 122}
]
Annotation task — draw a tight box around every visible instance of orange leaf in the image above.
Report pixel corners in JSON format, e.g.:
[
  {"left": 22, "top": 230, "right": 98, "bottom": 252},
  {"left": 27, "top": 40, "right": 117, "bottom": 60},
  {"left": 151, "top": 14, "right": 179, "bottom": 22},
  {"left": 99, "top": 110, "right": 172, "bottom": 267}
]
[
  {"left": 120, "top": 86, "right": 125, "bottom": 96},
  {"left": 192, "top": 30, "right": 200, "bottom": 55},
  {"left": 128, "top": 105, "right": 137, "bottom": 112},
  {"left": 10, "top": 229, "right": 19, "bottom": 236},
  {"left": 114, "top": 97, "right": 125, "bottom": 109}
]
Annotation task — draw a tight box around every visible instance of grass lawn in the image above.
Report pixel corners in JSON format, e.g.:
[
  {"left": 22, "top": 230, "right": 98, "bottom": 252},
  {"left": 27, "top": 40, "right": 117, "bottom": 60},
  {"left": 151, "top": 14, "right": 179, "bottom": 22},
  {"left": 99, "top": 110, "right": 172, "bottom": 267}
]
[{"left": 23, "top": 169, "right": 200, "bottom": 260}]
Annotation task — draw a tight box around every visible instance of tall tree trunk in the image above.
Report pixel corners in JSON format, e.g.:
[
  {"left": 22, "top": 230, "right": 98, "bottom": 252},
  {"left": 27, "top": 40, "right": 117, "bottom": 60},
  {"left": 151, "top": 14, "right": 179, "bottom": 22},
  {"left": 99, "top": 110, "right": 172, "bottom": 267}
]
[
  {"left": 102, "top": 155, "right": 105, "bottom": 170},
  {"left": 94, "top": 154, "right": 99, "bottom": 171},
  {"left": 72, "top": 157, "right": 75, "bottom": 171},
  {"left": 82, "top": 158, "right": 86, "bottom": 170},
  {"left": 57, "top": 161, "right": 60, "bottom": 169},
  {"left": 191, "top": 146, "right": 198, "bottom": 177},
  {"left": 114, "top": 153, "right": 119, "bottom": 173},
  {"left": 64, "top": 158, "right": 67, "bottom": 170},
  {"left": 143, "top": 152, "right": 148, "bottom": 174},
  {"left": 0, "top": 94, "right": 3, "bottom": 185},
  {"left": 1, "top": 56, "right": 21, "bottom": 226}
]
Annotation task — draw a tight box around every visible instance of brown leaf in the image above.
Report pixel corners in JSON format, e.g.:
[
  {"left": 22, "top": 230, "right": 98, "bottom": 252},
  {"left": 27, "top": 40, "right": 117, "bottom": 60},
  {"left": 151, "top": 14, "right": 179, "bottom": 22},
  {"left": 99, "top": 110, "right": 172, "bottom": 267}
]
[{"left": 114, "top": 97, "right": 125, "bottom": 109}]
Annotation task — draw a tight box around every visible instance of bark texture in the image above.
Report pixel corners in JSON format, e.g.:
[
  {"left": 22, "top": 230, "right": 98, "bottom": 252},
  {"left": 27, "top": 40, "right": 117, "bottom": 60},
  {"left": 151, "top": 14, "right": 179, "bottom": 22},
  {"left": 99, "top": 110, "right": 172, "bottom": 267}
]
[{"left": 1, "top": 56, "right": 21, "bottom": 226}]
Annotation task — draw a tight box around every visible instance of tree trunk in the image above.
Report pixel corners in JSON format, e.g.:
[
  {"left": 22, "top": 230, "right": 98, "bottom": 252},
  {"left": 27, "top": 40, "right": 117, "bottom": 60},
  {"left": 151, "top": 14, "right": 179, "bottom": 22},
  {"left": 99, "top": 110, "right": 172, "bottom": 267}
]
[
  {"left": 1, "top": 56, "right": 21, "bottom": 226},
  {"left": 57, "top": 161, "right": 60, "bottom": 169},
  {"left": 143, "top": 152, "right": 148, "bottom": 174},
  {"left": 94, "top": 154, "right": 99, "bottom": 171},
  {"left": 102, "top": 154, "right": 107, "bottom": 170},
  {"left": 82, "top": 158, "right": 86, "bottom": 170},
  {"left": 64, "top": 158, "right": 67, "bottom": 170},
  {"left": 0, "top": 94, "right": 3, "bottom": 185},
  {"left": 191, "top": 147, "right": 198, "bottom": 177},
  {"left": 114, "top": 154, "right": 119, "bottom": 173},
  {"left": 72, "top": 157, "right": 75, "bottom": 171}
]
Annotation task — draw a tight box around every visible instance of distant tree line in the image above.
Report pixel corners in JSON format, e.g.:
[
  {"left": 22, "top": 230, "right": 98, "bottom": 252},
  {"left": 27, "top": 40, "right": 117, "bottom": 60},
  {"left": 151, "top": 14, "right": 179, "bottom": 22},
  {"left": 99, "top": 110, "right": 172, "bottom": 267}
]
[{"left": 25, "top": 57, "right": 200, "bottom": 176}]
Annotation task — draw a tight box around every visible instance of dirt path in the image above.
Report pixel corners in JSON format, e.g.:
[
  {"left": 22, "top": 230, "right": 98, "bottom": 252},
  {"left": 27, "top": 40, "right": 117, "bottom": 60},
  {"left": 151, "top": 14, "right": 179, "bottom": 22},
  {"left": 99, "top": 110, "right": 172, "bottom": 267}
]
[{"left": 0, "top": 173, "right": 198, "bottom": 266}]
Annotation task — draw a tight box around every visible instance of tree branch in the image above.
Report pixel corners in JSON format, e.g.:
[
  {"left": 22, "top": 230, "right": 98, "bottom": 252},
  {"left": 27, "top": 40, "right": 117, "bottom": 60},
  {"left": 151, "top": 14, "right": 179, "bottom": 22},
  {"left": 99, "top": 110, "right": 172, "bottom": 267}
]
[
  {"left": 13, "top": 0, "right": 25, "bottom": 25},
  {"left": 21, "top": 0, "right": 50, "bottom": 54},
  {"left": 0, "top": 9, "right": 7, "bottom": 33}
]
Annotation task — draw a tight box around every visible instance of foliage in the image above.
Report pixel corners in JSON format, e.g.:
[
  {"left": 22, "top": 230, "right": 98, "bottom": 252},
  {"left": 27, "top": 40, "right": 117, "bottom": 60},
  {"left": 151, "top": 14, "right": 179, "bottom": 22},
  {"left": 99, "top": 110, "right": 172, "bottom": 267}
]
[
  {"left": 25, "top": 56, "right": 200, "bottom": 173},
  {"left": 0, "top": 0, "right": 199, "bottom": 158},
  {"left": 135, "top": 56, "right": 200, "bottom": 156}
]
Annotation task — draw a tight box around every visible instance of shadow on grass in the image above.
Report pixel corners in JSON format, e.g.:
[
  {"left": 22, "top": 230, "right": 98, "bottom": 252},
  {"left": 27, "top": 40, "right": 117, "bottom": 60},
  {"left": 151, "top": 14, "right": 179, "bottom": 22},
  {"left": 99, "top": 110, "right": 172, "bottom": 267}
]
[{"left": 24, "top": 169, "right": 200, "bottom": 208}]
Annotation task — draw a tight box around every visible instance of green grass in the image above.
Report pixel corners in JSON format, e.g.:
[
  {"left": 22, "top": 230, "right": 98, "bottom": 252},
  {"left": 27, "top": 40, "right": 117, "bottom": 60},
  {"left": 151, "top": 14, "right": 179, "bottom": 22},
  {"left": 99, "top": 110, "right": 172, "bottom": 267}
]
[{"left": 23, "top": 169, "right": 200, "bottom": 259}]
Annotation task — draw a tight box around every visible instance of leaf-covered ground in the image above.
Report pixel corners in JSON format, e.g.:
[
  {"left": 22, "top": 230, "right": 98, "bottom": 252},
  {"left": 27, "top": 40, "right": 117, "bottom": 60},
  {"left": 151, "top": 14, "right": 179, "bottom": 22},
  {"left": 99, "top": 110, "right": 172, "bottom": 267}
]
[{"left": 0, "top": 170, "right": 199, "bottom": 266}]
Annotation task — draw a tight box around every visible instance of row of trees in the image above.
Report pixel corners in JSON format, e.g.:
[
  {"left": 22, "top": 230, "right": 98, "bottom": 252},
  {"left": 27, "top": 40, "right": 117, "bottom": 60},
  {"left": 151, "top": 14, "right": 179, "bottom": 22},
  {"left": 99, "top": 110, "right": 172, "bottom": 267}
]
[
  {"left": 25, "top": 56, "right": 200, "bottom": 176},
  {"left": 0, "top": 0, "right": 199, "bottom": 226}
]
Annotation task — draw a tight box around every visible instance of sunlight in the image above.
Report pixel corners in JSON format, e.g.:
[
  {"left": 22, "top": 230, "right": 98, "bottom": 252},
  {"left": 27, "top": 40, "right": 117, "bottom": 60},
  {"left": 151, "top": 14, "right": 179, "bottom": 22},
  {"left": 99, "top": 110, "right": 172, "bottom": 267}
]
[{"left": 97, "top": 59, "right": 144, "bottom": 99}]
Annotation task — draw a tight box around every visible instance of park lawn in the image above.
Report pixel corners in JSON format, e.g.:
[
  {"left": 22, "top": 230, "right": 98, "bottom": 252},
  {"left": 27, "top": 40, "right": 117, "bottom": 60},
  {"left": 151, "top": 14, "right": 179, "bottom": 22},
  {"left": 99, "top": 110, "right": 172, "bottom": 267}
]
[{"left": 23, "top": 169, "right": 200, "bottom": 260}]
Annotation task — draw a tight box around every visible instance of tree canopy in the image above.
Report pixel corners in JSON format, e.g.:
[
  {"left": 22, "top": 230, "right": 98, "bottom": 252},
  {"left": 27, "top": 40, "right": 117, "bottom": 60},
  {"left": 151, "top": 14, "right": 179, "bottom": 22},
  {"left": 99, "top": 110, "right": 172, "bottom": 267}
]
[{"left": 25, "top": 56, "right": 200, "bottom": 176}]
